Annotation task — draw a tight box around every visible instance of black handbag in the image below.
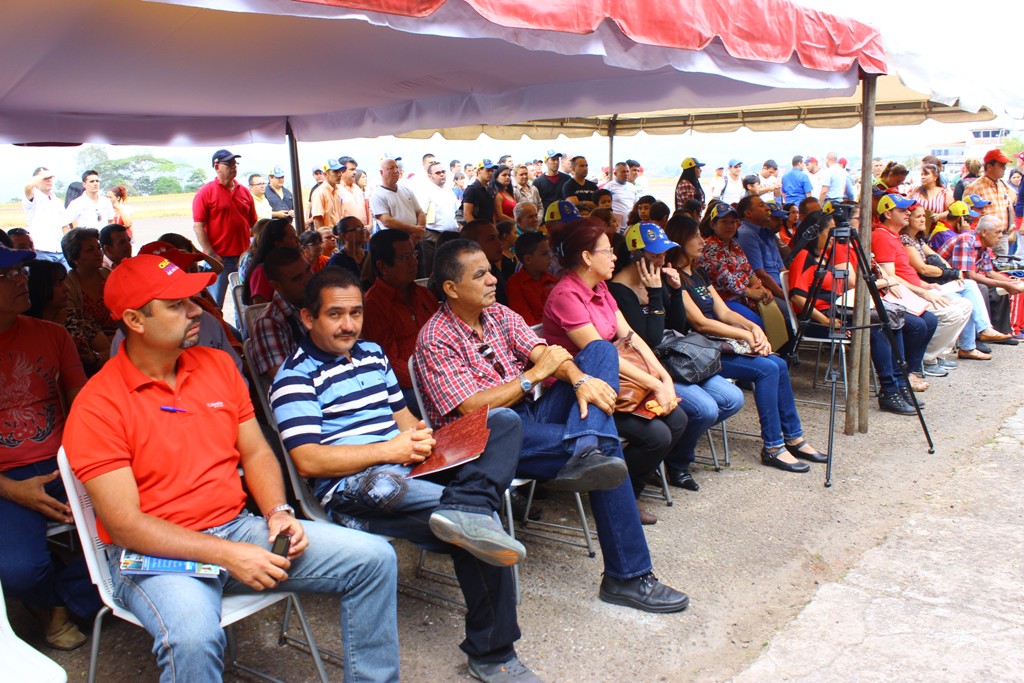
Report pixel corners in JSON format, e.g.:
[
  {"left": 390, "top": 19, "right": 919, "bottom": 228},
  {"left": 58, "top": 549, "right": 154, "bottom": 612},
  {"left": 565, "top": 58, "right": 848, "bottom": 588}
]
[{"left": 654, "top": 330, "right": 722, "bottom": 385}]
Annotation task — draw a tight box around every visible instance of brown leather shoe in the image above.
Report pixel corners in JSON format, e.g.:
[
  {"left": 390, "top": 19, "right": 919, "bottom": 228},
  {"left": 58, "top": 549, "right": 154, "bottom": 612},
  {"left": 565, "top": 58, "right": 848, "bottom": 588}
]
[
  {"left": 29, "top": 606, "right": 87, "bottom": 651},
  {"left": 958, "top": 348, "right": 993, "bottom": 360},
  {"left": 979, "top": 330, "right": 1011, "bottom": 342},
  {"left": 637, "top": 501, "right": 658, "bottom": 525}
]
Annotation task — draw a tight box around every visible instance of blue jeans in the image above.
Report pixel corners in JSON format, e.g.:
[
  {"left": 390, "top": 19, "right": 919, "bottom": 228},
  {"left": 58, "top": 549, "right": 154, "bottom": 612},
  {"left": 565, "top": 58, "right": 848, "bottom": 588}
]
[
  {"left": 949, "top": 280, "right": 991, "bottom": 351},
  {"left": 209, "top": 255, "right": 240, "bottom": 309},
  {"left": 0, "top": 457, "right": 102, "bottom": 620},
  {"left": 324, "top": 409, "right": 521, "bottom": 662},
  {"left": 725, "top": 300, "right": 765, "bottom": 329},
  {"left": 671, "top": 374, "right": 745, "bottom": 467},
  {"left": 718, "top": 353, "right": 802, "bottom": 449},
  {"left": 107, "top": 513, "right": 399, "bottom": 683},
  {"left": 511, "top": 340, "right": 653, "bottom": 580}
]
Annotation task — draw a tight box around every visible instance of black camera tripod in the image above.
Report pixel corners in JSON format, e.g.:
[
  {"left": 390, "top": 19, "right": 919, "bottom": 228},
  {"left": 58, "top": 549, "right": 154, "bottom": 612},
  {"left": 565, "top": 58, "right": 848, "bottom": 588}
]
[{"left": 787, "top": 206, "right": 934, "bottom": 487}]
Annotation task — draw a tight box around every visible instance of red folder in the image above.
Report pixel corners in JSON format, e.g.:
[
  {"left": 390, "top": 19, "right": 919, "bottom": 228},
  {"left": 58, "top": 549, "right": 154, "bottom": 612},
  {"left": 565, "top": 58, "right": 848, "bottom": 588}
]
[{"left": 406, "top": 405, "right": 490, "bottom": 478}]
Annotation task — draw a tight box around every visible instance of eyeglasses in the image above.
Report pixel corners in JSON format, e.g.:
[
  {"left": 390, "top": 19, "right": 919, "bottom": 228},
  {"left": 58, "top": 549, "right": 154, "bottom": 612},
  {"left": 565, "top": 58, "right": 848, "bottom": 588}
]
[
  {"left": 218, "top": 160, "right": 238, "bottom": 168},
  {"left": 0, "top": 266, "right": 29, "bottom": 282},
  {"left": 588, "top": 247, "right": 615, "bottom": 257},
  {"left": 250, "top": 182, "right": 266, "bottom": 187},
  {"left": 342, "top": 226, "right": 371, "bottom": 235},
  {"left": 477, "top": 342, "right": 506, "bottom": 378}
]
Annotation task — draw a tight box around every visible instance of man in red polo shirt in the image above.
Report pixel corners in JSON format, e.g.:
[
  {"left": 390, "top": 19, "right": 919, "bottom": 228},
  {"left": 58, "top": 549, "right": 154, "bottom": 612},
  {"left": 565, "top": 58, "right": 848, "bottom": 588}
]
[
  {"left": 62, "top": 254, "right": 400, "bottom": 682},
  {"left": 192, "top": 149, "right": 258, "bottom": 308}
]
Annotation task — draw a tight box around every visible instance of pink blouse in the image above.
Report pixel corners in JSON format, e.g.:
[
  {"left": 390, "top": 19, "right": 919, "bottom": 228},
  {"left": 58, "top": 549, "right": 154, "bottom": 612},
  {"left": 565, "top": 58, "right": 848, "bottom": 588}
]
[{"left": 542, "top": 271, "right": 619, "bottom": 355}]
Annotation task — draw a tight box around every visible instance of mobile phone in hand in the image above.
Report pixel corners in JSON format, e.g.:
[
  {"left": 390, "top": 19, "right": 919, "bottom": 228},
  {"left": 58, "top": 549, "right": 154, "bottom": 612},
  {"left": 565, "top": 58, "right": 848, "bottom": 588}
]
[{"left": 271, "top": 534, "right": 291, "bottom": 557}]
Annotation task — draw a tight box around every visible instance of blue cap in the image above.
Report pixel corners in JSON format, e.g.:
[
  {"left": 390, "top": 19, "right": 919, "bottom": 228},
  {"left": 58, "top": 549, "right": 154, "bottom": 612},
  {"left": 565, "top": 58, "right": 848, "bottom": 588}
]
[
  {"left": 681, "top": 157, "right": 705, "bottom": 170},
  {"left": 766, "top": 202, "right": 789, "bottom": 219},
  {"left": 478, "top": 159, "right": 500, "bottom": 170},
  {"left": 324, "top": 159, "right": 344, "bottom": 171},
  {"left": 313, "top": 166, "right": 325, "bottom": 174},
  {"left": 624, "top": 222, "right": 680, "bottom": 254},
  {"left": 544, "top": 150, "right": 564, "bottom": 161},
  {"left": 709, "top": 203, "right": 738, "bottom": 221},
  {"left": 728, "top": 159, "right": 743, "bottom": 167},
  {"left": 877, "top": 193, "right": 918, "bottom": 215},
  {"left": 269, "top": 166, "right": 285, "bottom": 177},
  {"left": 964, "top": 193, "right": 991, "bottom": 209},
  {"left": 544, "top": 200, "right": 580, "bottom": 224},
  {"left": 211, "top": 149, "right": 240, "bottom": 167},
  {"left": 0, "top": 245, "right": 36, "bottom": 269}
]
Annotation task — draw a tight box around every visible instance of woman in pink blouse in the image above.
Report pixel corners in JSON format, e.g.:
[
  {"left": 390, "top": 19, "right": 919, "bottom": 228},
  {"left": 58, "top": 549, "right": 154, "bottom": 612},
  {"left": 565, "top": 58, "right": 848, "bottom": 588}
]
[
  {"left": 543, "top": 219, "right": 689, "bottom": 525},
  {"left": 696, "top": 201, "right": 769, "bottom": 327}
]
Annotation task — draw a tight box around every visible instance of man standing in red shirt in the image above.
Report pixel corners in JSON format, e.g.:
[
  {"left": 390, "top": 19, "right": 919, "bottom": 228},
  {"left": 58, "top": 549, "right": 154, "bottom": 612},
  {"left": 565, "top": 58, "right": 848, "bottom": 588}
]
[{"left": 192, "top": 149, "right": 258, "bottom": 307}]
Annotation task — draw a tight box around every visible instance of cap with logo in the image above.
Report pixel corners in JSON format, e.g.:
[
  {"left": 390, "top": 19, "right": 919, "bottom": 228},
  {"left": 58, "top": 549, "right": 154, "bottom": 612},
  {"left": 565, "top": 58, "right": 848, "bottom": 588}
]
[
  {"left": 323, "top": 159, "right": 345, "bottom": 172},
  {"left": 544, "top": 150, "right": 564, "bottom": 161},
  {"left": 681, "top": 157, "right": 706, "bottom": 170},
  {"left": 211, "top": 149, "right": 240, "bottom": 167},
  {"left": 137, "top": 241, "right": 205, "bottom": 271},
  {"left": 477, "top": 159, "right": 500, "bottom": 171},
  {"left": 948, "top": 201, "right": 978, "bottom": 219},
  {"left": 269, "top": 166, "right": 285, "bottom": 178},
  {"left": 105, "top": 254, "right": 215, "bottom": 320},
  {"left": 709, "top": 203, "right": 737, "bottom": 221},
  {"left": 877, "top": 193, "right": 918, "bottom": 215},
  {"left": 964, "top": 193, "right": 991, "bottom": 209},
  {"left": 624, "top": 222, "right": 680, "bottom": 254},
  {"left": 0, "top": 245, "right": 36, "bottom": 269},
  {"left": 766, "top": 202, "right": 790, "bottom": 219},
  {"left": 543, "top": 200, "right": 580, "bottom": 224},
  {"left": 728, "top": 159, "right": 743, "bottom": 167}
]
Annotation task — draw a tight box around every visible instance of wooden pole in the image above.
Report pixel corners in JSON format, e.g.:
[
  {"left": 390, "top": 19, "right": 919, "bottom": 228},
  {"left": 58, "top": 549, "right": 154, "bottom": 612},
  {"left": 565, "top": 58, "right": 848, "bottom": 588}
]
[
  {"left": 847, "top": 73, "right": 878, "bottom": 434},
  {"left": 286, "top": 120, "right": 305, "bottom": 232}
]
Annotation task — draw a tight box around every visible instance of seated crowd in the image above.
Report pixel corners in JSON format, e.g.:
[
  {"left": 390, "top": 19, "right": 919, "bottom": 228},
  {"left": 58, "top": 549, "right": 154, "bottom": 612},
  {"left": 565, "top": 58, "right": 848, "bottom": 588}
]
[{"left": 2, "top": 144, "right": 1023, "bottom": 682}]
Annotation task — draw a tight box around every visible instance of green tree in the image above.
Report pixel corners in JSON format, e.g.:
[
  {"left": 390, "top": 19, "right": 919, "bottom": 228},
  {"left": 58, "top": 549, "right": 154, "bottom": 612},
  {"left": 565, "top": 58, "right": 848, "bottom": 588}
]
[
  {"left": 1002, "top": 135, "right": 1024, "bottom": 157},
  {"left": 75, "top": 145, "right": 108, "bottom": 175},
  {"left": 152, "top": 177, "right": 183, "bottom": 195},
  {"left": 184, "top": 168, "right": 207, "bottom": 193}
]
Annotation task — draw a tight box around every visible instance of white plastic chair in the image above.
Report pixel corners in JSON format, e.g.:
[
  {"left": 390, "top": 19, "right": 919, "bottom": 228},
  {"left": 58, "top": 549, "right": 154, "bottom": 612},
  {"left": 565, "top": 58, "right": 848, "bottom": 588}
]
[
  {"left": 0, "top": 578, "right": 67, "bottom": 683},
  {"left": 228, "top": 271, "right": 241, "bottom": 289},
  {"left": 242, "top": 302, "right": 270, "bottom": 340},
  {"left": 56, "top": 449, "right": 329, "bottom": 683}
]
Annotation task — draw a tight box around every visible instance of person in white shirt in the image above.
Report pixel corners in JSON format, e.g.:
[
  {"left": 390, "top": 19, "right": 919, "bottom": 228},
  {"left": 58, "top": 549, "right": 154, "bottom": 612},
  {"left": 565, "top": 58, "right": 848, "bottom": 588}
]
[
  {"left": 720, "top": 159, "right": 746, "bottom": 205},
  {"left": 22, "top": 167, "right": 66, "bottom": 256},
  {"left": 757, "top": 159, "right": 783, "bottom": 203},
  {"left": 603, "top": 162, "right": 638, "bottom": 226},
  {"left": 805, "top": 156, "right": 824, "bottom": 201},
  {"left": 64, "top": 170, "right": 115, "bottom": 230},
  {"left": 370, "top": 158, "right": 425, "bottom": 237},
  {"left": 419, "top": 161, "right": 460, "bottom": 278}
]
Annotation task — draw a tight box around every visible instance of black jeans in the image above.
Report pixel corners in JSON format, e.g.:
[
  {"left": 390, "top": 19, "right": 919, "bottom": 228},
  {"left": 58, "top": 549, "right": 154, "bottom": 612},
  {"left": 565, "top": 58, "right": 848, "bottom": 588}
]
[
  {"left": 325, "top": 408, "right": 522, "bottom": 662},
  {"left": 614, "top": 406, "right": 688, "bottom": 498}
]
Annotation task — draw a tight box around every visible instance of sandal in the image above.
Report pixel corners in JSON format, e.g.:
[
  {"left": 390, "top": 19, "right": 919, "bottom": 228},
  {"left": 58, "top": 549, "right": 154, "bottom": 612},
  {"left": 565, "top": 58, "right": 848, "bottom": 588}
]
[{"left": 907, "top": 373, "right": 929, "bottom": 392}]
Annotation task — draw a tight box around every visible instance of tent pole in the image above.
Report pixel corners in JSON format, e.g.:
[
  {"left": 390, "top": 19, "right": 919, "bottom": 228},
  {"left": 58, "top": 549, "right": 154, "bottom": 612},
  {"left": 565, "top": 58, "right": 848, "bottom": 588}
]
[
  {"left": 287, "top": 120, "right": 305, "bottom": 232},
  {"left": 608, "top": 115, "right": 618, "bottom": 178},
  {"left": 847, "top": 73, "right": 877, "bottom": 434}
]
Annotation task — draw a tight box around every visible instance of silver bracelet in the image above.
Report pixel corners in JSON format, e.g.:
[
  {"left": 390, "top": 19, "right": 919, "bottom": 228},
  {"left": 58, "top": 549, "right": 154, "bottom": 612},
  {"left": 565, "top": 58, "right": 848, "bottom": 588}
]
[
  {"left": 265, "top": 504, "right": 295, "bottom": 520},
  {"left": 572, "top": 374, "right": 592, "bottom": 393}
]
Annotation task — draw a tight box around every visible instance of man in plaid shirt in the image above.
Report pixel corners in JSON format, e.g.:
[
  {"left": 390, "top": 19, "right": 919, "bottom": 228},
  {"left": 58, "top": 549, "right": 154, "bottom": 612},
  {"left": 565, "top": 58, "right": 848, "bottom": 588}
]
[
  {"left": 414, "top": 239, "right": 690, "bottom": 615},
  {"left": 938, "top": 215, "right": 1024, "bottom": 336},
  {"left": 249, "top": 247, "right": 311, "bottom": 380},
  {"left": 965, "top": 149, "right": 1017, "bottom": 255}
]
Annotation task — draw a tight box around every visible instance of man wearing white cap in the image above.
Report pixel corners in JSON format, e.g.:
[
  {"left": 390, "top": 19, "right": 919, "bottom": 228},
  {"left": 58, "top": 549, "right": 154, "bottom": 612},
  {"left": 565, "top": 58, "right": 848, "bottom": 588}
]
[{"left": 22, "top": 167, "right": 66, "bottom": 258}]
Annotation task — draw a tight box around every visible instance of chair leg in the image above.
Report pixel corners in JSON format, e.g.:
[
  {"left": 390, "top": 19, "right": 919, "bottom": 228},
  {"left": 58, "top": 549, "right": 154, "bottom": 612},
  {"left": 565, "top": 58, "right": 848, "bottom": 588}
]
[
  {"left": 285, "top": 594, "right": 330, "bottom": 683},
  {"left": 657, "top": 462, "right": 673, "bottom": 507},
  {"left": 720, "top": 419, "right": 731, "bottom": 468},
  {"left": 705, "top": 431, "right": 721, "bottom": 471},
  {"left": 87, "top": 606, "right": 110, "bottom": 683},
  {"left": 503, "top": 489, "right": 522, "bottom": 605},
  {"left": 572, "top": 493, "right": 596, "bottom": 558}
]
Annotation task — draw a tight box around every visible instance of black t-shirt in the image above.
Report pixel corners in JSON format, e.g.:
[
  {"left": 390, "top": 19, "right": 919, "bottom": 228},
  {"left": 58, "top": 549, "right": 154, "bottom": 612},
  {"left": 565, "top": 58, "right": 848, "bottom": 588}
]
[
  {"left": 681, "top": 268, "right": 717, "bottom": 319},
  {"left": 533, "top": 173, "right": 571, "bottom": 210},
  {"left": 562, "top": 178, "right": 598, "bottom": 204},
  {"left": 463, "top": 181, "right": 494, "bottom": 223}
]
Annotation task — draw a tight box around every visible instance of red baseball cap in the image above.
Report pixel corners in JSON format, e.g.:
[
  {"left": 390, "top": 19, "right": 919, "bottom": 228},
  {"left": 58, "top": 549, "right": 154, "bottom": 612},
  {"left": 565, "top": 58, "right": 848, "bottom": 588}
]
[
  {"left": 137, "top": 241, "right": 204, "bottom": 271},
  {"left": 105, "top": 254, "right": 215, "bottom": 319},
  {"left": 1014, "top": 151, "right": 1024, "bottom": 163},
  {"left": 984, "top": 149, "right": 1011, "bottom": 165}
]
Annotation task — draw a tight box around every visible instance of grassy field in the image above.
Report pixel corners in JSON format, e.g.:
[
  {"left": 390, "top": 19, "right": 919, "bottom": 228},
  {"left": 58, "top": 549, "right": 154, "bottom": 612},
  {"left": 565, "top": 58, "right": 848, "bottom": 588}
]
[
  {"left": 0, "top": 179, "right": 681, "bottom": 230},
  {"left": 0, "top": 193, "right": 196, "bottom": 229}
]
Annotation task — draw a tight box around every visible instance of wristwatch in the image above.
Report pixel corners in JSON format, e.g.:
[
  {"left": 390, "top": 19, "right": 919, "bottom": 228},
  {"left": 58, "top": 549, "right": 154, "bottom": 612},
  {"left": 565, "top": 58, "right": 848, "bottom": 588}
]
[
  {"left": 572, "top": 374, "right": 592, "bottom": 393},
  {"left": 519, "top": 375, "right": 533, "bottom": 393},
  {"left": 265, "top": 504, "right": 295, "bottom": 520}
]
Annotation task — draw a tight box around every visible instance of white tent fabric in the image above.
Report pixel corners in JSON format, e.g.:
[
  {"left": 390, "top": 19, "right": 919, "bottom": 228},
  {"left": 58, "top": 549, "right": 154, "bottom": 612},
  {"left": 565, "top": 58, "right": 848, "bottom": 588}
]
[{"left": 0, "top": 0, "right": 878, "bottom": 146}]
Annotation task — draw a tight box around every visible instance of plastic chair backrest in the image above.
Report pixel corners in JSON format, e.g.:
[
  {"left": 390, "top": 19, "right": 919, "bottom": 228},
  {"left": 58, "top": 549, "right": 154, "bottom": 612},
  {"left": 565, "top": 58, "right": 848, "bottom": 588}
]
[
  {"left": 407, "top": 356, "right": 433, "bottom": 430},
  {"left": 228, "top": 271, "right": 241, "bottom": 288},
  {"left": 56, "top": 449, "right": 135, "bottom": 625},
  {"left": 243, "top": 303, "right": 270, "bottom": 338}
]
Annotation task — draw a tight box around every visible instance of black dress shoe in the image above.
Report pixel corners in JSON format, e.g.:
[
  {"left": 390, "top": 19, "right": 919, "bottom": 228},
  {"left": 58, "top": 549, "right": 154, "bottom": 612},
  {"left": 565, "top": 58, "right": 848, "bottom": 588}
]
[
  {"left": 599, "top": 572, "right": 689, "bottom": 613},
  {"left": 760, "top": 446, "right": 810, "bottom": 473},
  {"left": 547, "top": 447, "right": 627, "bottom": 492},
  {"left": 666, "top": 466, "right": 700, "bottom": 491},
  {"left": 991, "top": 336, "right": 1019, "bottom": 346},
  {"left": 878, "top": 391, "right": 916, "bottom": 415},
  {"left": 784, "top": 440, "right": 827, "bottom": 463}
]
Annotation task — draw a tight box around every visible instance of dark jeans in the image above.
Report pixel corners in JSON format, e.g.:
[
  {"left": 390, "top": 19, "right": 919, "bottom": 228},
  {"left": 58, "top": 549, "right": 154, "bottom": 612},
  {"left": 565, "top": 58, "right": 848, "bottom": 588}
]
[
  {"left": 0, "top": 457, "right": 102, "bottom": 620},
  {"left": 808, "top": 321, "right": 903, "bottom": 393},
  {"left": 615, "top": 407, "right": 687, "bottom": 498},
  {"left": 899, "top": 311, "right": 937, "bottom": 375},
  {"left": 325, "top": 409, "right": 521, "bottom": 662},
  {"left": 208, "top": 255, "right": 240, "bottom": 309},
  {"left": 510, "top": 340, "right": 653, "bottom": 580}
]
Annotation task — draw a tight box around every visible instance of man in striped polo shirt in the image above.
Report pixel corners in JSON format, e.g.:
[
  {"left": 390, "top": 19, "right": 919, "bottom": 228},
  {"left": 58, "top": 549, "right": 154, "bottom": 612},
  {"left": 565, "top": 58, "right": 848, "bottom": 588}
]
[{"left": 271, "top": 266, "right": 539, "bottom": 682}]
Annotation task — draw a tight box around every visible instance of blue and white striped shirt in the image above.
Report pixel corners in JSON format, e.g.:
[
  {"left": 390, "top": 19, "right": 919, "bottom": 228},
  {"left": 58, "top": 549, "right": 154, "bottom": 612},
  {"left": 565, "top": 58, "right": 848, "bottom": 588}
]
[{"left": 271, "top": 337, "right": 407, "bottom": 501}]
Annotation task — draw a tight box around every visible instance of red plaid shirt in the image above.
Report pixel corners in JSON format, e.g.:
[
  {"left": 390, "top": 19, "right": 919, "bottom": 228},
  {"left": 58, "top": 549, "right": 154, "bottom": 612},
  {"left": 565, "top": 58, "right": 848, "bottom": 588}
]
[
  {"left": 413, "top": 302, "right": 541, "bottom": 427},
  {"left": 936, "top": 230, "right": 994, "bottom": 274}
]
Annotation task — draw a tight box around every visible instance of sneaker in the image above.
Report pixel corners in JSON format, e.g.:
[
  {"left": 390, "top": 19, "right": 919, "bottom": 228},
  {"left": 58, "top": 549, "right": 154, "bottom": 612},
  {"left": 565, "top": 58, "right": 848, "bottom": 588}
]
[
  {"left": 468, "top": 655, "right": 543, "bottom": 682},
  {"left": 937, "top": 357, "right": 958, "bottom": 369},
  {"left": 920, "top": 362, "right": 948, "bottom": 377},
  {"left": 546, "top": 447, "right": 627, "bottom": 492},
  {"left": 878, "top": 391, "right": 916, "bottom": 415},
  {"left": 428, "top": 510, "right": 525, "bottom": 567}
]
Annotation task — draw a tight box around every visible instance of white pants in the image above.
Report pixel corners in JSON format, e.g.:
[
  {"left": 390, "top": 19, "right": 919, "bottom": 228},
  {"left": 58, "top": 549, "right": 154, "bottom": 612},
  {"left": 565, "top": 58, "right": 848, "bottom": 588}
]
[{"left": 924, "top": 296, "right": 973, "bottom": 361}]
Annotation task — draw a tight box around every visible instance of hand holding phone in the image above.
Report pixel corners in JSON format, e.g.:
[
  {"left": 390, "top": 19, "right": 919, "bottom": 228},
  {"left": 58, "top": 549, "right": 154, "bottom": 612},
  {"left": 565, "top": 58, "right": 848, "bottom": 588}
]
[{"left": 271, "top": 534, "right": 291, "bottom": 557}]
